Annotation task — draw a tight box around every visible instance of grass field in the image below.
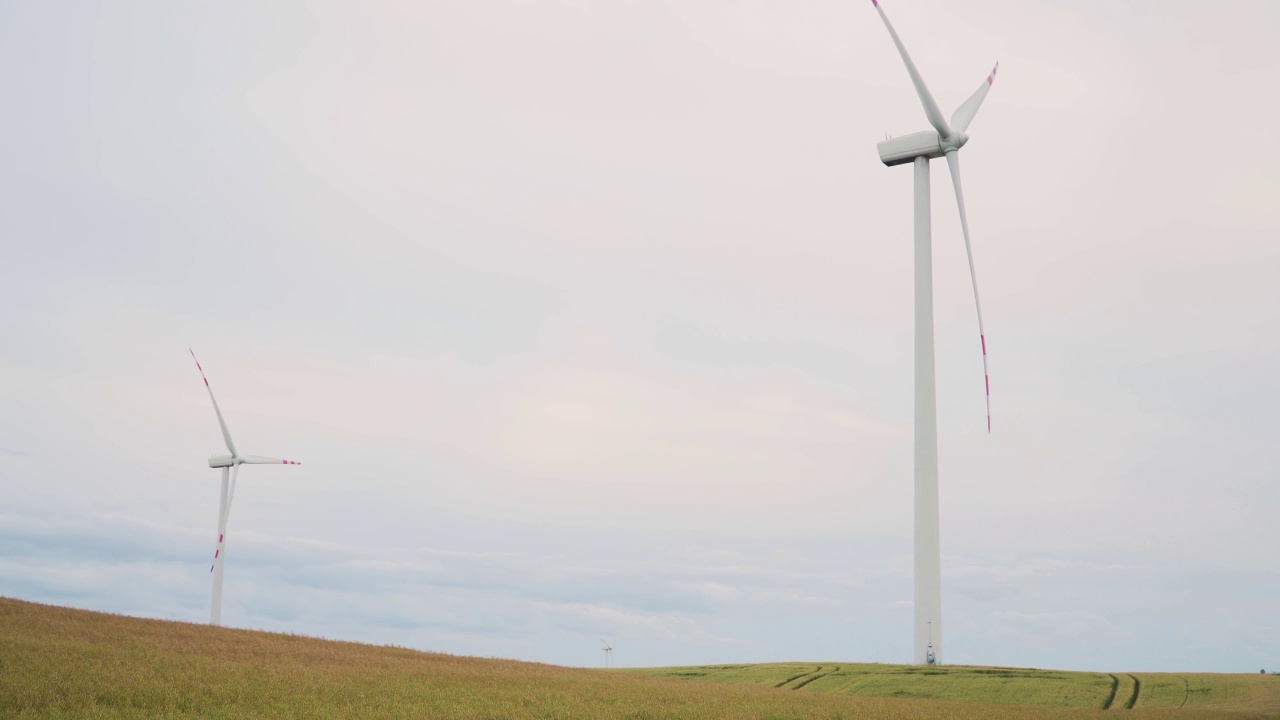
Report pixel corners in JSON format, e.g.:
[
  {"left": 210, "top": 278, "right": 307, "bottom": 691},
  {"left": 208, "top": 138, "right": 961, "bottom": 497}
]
[
  {"left": 636, "top": 664, "right": 1280, "bottom": 716},
  {"left": 3, "top": 598, "right": 1278, "bottom": 719}
]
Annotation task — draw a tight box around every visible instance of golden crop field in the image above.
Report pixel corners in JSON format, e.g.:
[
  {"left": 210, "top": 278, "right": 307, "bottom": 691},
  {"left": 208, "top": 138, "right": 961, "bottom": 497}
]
[{"left": 3, "top": 597, "right": 1278, "bottom": 719}]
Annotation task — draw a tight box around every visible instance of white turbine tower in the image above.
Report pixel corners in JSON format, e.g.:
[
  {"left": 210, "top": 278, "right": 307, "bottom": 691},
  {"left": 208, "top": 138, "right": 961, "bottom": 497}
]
[
  {"left": 869, "top": 0, "right": 998, "bottom": 665},
  {"left": 601, "top": 640, "right": 613, "bottom": 668},
  {"left": 190, "top": 350, "right": 300, "bottom": 626}
]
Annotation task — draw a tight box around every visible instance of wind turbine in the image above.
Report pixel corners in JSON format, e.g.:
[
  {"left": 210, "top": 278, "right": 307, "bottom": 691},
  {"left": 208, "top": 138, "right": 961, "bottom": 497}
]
[
  {"left": 601, "top": 640, "right": 613, "bottom": 668},
  {"left": 869, "top": 0, "right": 998, "bottom": 665},
  {"left": 190, "top": 350, "right": 300, "bottom": 626}
]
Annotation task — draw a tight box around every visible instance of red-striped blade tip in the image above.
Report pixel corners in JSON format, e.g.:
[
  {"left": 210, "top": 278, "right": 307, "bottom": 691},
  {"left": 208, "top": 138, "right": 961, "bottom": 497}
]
[
  {"left": 189, "top": 349, "right": 209, "bottom": 385},
  {"left": 980, "top": 334, "right": 991, "bottom": 434}
]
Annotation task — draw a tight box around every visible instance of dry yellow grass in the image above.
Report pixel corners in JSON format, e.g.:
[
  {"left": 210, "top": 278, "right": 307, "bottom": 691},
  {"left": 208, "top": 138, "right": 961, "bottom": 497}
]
[{"left": 3, "top": 597, "right": 1277, "bottom": 719}]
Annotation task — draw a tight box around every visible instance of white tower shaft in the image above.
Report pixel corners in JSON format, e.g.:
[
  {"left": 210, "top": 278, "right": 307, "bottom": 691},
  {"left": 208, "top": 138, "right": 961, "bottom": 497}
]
[
  {"left": 913, "top": 156, "right": 942, "bottom": 665},
  {"left": 211, "top": 466, "right": 230, "bottom": 626}
]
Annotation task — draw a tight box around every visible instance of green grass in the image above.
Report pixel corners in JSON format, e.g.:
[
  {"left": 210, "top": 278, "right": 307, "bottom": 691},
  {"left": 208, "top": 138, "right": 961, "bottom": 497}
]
[
  {"left": 637, "top": 664, "right": 1118, "bottom": 708},
  {"left": 637, "top": 663, "right": 1280, "bottom": 716},
  {"left": 1134, "top": 674, "right": 1193, "bottom": 709},
  {"left": 4, "top": 597, "right": 1279, "bottom": 719}
]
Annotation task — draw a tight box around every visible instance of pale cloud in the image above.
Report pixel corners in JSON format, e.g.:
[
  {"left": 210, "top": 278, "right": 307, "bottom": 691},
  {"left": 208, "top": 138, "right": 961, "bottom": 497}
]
[
  {"left": 532, "top": 600, "right": 742, "bottom": 647},
  {"left": 988, "top": 610, "right": 1126, "bottom": 646}
]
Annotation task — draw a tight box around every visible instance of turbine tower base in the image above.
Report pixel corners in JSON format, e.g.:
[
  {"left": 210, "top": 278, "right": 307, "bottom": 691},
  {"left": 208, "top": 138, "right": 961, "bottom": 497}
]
[{"left": 912, "top": 155, "right": 943, "bottom": 665}]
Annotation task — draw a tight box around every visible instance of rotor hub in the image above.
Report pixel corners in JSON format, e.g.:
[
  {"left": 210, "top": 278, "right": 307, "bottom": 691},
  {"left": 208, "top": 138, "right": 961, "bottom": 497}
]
[{"left": 941, "top": 132, "right": 969, "bottom": 153}]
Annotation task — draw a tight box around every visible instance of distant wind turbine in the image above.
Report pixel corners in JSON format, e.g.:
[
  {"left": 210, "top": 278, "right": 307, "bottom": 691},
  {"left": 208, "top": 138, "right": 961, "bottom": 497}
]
[
  {"left": 190, "top": 350, "right": 301, "bottom": 626},
  {"left": 601, "top": 640, "right": 613, "bottom": 668},
  {"left": 869, "top": 0, "right": 1000, "bottom": 665}
]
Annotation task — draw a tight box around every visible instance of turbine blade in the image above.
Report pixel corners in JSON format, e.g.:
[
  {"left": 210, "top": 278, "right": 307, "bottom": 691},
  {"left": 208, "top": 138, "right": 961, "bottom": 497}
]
[
  {"left": 209, "top": 532, "right": 223, "bottom": 573},
  {"left": 950, "top": 63, "right": 999, "bottom": 134},
  {"left": 945, "top": 151, "right": 992, "bottom": 433},
  {"left": 190, "top": 350, "right": 238, "bottom": 458},
  {"left": 871, "top": 0, "right": 952, "bottom": 139},
  {"left": 210, "top": 525, "right": 228, "bottom": 572},
  {"left": 239, "top": 455, "right": 302, "bottom": 465},
  {"left": 211, "top": 464, "right": 239, "bottom": 572},
  {"left": 224, "top": 462, "right": 241, "bottom": 527}
]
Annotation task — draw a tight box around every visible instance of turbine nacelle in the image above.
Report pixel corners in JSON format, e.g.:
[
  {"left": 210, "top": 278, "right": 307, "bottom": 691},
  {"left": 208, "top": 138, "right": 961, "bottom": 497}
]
[
  {"left": 209, "top": 455, "right": 236, "bottom": 468},
  {"left": 877, "top": 131, "right": 970, "bottom": 167}
]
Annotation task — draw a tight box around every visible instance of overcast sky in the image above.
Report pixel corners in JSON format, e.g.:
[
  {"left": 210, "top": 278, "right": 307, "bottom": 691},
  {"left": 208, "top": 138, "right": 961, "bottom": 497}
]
[{"left": 2, "top": 0, "right": 1278, "bottom": 673}]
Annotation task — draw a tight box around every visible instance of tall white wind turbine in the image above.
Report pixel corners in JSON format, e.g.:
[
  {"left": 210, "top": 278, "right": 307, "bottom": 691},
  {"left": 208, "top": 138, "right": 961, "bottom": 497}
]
[
  {"left": 190, "top": 350, "right": 300, "bottom": 626},
  {"left": 869, "top": 0, "right": 998, "bottom": 665}
]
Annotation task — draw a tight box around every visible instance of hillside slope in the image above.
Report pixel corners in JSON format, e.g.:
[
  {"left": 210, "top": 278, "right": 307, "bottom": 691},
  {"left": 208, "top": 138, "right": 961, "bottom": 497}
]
[{"left": 3, "top": 598, "right": 1276, "bottom": 719}]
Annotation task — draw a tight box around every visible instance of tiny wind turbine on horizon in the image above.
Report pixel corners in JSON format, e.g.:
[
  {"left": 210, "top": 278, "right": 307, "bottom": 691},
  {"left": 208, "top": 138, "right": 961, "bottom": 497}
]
[
  {"left": 191, "top": 350, "right": 301, "bottom": 627},
  {"left": 868, "top": 0, "right": 1000, "bottom": 665},
  {"left": 601, "top": 640, "right": 613, "bottom": 668}
]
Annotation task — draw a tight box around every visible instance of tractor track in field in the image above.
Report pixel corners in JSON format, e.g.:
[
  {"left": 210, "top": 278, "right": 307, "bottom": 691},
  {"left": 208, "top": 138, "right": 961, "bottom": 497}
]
[
  {"left": 1102, "top": 674, "right": 1120, "bottom": 710},
  {"left": 1101, "top": 673, "right": 1141, "bottom": 711},
  {"left": 1179, "top": 675, "right": 1189, "bottom": 708},
  {"left": 774, "top": 667, "right": 821, "bottom": 689},
  {"left": 1123, "top": 674, "right": 1141, "bottom": 709},
  {"left": 792, "top": 666, "right": 840, "bottom": 690}
]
